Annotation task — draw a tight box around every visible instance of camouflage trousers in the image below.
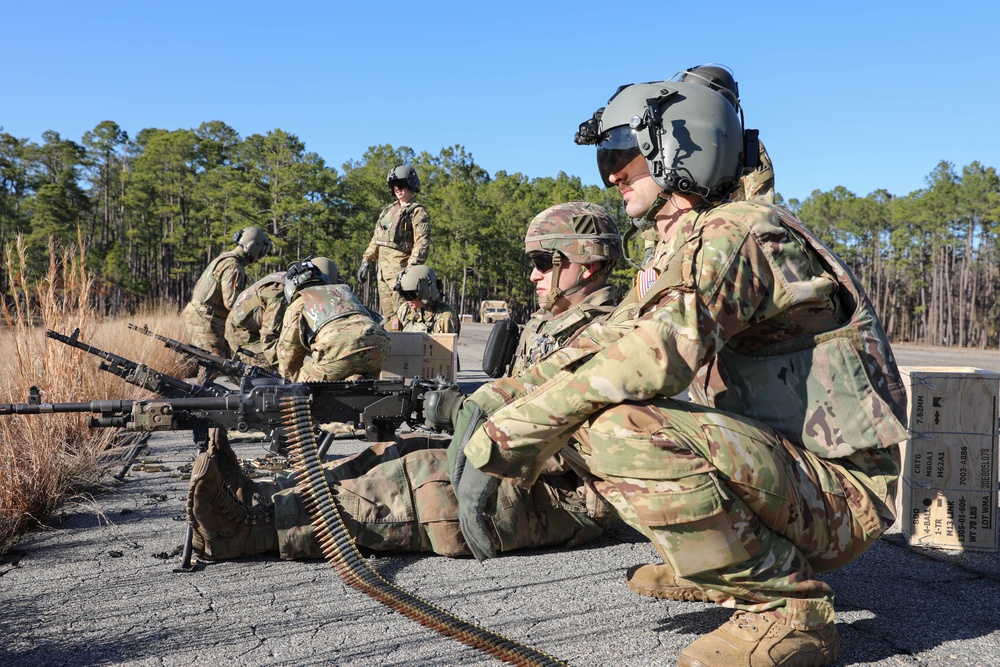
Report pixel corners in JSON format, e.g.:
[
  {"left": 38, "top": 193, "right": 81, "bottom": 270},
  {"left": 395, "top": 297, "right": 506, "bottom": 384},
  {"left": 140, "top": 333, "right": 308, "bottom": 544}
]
[
  {"left": 570, "top": 397, "right": 899, "bottom": 631},
  {"left": 181, "top": 304, "right": 229, "bottom": 358},
  {"left": 375, "top": 262, "right": 405, "bottom": 320},
  {"left": 295, "top": 321, "right": 392, "bottom": 382},
  {"left": 273, "top": 433, "right": 614, "bottom": 558}
]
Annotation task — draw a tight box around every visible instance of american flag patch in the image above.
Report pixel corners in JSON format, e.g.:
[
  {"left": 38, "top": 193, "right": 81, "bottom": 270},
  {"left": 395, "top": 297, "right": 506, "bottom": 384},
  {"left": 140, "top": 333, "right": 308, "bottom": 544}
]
[{"left": 636, "top": 267, "right": 659, "bottom": 299}]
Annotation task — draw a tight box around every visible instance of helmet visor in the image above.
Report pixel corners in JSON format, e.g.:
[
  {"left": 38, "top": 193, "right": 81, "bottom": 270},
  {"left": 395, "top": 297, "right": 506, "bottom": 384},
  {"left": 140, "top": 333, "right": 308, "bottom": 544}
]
[{"left": 596, "top": 125, "right": 641, "bottom": 187}]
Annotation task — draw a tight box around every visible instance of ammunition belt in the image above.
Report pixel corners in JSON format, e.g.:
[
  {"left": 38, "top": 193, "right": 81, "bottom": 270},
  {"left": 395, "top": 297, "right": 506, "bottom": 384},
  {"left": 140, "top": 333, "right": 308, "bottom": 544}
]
[{"left": 280, "top": 395, "right": 569, "bottom": 667}]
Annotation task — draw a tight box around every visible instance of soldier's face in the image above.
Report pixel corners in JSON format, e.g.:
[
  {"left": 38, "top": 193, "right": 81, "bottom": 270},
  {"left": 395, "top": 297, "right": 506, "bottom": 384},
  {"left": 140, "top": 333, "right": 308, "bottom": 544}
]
[
  {"left": 607, "top": 155, "right": 660, "bottom": 219},
  {"left": 530, "top": 256, "right": 590, "bottom": 314},
  {"left": 393, "top": 183, "right": 414, "bottom": 203}
]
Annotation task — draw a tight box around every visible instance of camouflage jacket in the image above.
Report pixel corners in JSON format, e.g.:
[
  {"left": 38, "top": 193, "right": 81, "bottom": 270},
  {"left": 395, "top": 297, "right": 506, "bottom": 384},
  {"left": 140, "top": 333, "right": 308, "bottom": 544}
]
[
  {"left": 386, "top": 300, "right": 460, "bottom": 334},
  {"left": 277, "top": 283, "right": 377, "bottom": 378},
  {"left": 510, "top": 286, "right": 617, "bottom": 377},
  {"left": 224, "top": 271, "right": 286, "bottom": 366},
  {"left": 464, "top": 201, "right": 908, "bottom": 485},
  {"left": 362, "top": 200, "right": 431, "bottom": 268},
  {"left": 187, "top": 249, "right": 250, "bottom": 318}
]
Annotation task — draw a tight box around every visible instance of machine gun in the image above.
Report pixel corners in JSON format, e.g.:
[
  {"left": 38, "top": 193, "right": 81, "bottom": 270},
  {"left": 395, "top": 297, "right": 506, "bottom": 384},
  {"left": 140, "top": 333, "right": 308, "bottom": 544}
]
[
  {"left": 0, "top": 375, "right": 444, "bottom": 451},
  {"left": 45, "top": 328, "right": 231, "bottom": 399},
  {"left": 127, "top": 323, "right": 280, "bottom": 382}
]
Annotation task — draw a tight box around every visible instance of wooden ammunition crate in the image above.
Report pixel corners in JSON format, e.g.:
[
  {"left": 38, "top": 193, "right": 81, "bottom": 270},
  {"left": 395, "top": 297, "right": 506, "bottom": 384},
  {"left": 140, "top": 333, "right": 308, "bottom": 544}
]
[{"left": 898, "top": 367, "right": 998, "bottom": 552}]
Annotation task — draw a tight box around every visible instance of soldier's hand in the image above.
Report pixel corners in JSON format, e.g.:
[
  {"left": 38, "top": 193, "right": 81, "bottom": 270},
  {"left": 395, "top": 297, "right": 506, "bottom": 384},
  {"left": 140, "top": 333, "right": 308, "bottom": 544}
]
[
  {"left": 453, "top": 446, "right": 500, "bottom": 561},
  {"left": 423, "top": 385, "right": 465, "bottom": 432},
  {"left": 356, "top": 260, "right": 371, "bottom": 283}
]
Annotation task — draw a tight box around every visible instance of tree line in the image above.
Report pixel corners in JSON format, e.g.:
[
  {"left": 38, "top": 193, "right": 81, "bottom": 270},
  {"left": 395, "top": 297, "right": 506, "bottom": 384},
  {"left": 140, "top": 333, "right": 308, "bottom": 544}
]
[{"left": 1, "top": 121, "right": 998, "bottom": 345}]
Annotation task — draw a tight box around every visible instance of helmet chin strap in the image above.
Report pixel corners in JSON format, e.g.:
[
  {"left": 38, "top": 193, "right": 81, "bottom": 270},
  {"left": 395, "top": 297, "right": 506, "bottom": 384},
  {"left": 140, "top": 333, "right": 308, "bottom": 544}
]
[{"left": 540, "top": 254, "right": 589, "bottom": 312}]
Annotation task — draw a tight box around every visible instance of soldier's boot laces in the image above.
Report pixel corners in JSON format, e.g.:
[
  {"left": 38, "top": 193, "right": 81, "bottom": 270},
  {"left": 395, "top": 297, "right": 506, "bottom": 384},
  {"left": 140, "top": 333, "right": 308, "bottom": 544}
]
[
  {"left": 626, "top": 562, "right": 711, "bottom": 602},
  {"left": 187, "top": 452, "right": 278, "bottom": 561},
  {"left": 677, "top": 611, "right": 839, "bottom": 667}
]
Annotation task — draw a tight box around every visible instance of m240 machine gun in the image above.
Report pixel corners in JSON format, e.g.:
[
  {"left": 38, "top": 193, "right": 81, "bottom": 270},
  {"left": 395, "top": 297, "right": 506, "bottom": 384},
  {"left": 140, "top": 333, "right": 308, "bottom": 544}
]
[
  {"left": 127, "top": 323, "right": 280, "bottom": 382},
  {"left": 0, "top": 375, "right": 442, "bottom": 450}
]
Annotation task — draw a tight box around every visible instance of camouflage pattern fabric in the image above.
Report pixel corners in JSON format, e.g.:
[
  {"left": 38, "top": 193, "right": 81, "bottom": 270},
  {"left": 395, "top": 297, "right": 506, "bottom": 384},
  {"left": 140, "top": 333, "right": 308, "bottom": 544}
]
[
  {"left": 272, "top": 433, "right": 615, "bottom": 559},
  {"left": 224, "top": 272, "right": 286, "bottom": 369},
  {"left": 730, "top": 139, "right": 775, "bottom": 204},
  {"left": 386, "top": 300, "right": 461, "bottom": 334},
  {"left": 181, "top": 248, "right": 250, "bottom": 356},
  {"left": 460, "top": 200, "right": 906, "bottom": 630},
  {"left": 277, "top": 283, "right": 391, "bottom": 381},
  {"left": 510, "top": 286, "right": 617, "bottom": 376},
  {"left": 362, "top": 201, "right": 431, "bottom": 318}
]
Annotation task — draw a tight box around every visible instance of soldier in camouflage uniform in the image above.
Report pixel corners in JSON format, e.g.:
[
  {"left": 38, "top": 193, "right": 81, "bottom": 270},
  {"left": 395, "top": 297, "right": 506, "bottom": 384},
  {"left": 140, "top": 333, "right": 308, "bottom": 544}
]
[
  {"left": 184, "top": 202, "right": 625, "bottom": 561},
  {"left": 181, "top": 226, "right": 271, "bottom": 357},
  {"left": 511, "top": 201, "right": 621, "bottom": 376},
  {"left": 224, "top": 271, "right": 285, "bottom": 369},
  {"left": 276, "top": 259, "right": 391, "bottom": 382},
  {"left": 385, "top": 265, "right": 460, "bottom": 334},
  {"left": 358, "top": 165, "right": 431, "bottom": 319},
  {"left": 445, "top": 77, "right": 906, "bottom": 667},
  {"left": 225, "top": 257, "right": 339, "bottom": 370}
]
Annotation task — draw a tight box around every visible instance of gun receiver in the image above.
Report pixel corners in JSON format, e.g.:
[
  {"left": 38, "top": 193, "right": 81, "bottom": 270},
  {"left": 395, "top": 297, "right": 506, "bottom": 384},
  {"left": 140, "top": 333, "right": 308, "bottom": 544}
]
[{"left": 127, "top": 323, "right": 280, "bottom": 381}]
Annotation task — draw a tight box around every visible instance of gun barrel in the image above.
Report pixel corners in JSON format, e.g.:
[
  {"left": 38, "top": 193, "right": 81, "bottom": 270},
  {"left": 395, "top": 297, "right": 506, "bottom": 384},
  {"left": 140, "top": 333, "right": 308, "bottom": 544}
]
[{"left": 0, "top": 400, "right": 134, "bottom": 415}]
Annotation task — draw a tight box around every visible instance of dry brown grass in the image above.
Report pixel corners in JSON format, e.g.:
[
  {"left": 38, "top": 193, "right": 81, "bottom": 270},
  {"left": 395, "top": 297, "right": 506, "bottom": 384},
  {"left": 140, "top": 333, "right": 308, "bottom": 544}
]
[{"left": 1, "top": 236, "right": 192, "bottom": 553}]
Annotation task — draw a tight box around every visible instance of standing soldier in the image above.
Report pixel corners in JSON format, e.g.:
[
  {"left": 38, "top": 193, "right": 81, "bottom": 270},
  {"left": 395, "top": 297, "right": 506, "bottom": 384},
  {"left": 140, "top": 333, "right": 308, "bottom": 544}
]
[
  {"left": 182, "top": 226, "right": 271, "bottom": 357},
  {"left": 277, "top": 259, "right": 391, "bottom": 382},
  {"left": 385, "top": 265, "right": 460, "bottom": 334},
  {"left": 357, "top": 165, "right": 430, "bottom": 318}
]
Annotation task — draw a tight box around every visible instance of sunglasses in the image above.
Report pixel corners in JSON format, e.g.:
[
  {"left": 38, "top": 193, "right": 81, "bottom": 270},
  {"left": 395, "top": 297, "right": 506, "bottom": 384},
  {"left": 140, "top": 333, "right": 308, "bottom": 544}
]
[
  {"left": 399, "top": 289, "right": 420, "bottom": 301},
  {"left": 529, "top": 252, "right": 556, "bottom": 273}
]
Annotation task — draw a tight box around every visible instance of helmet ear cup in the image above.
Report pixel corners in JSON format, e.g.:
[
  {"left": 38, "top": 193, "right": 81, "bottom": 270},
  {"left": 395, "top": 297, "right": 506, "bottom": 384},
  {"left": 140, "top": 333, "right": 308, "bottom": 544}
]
[{"left": 283, "top": 261, "right": 326, "bottom": 302}]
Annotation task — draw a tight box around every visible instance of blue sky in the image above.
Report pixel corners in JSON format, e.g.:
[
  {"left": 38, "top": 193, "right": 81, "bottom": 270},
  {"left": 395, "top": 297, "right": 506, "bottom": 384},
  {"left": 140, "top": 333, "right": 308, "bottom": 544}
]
[{"left": 5, "top": 1, "right": 998, "bottom": 204}]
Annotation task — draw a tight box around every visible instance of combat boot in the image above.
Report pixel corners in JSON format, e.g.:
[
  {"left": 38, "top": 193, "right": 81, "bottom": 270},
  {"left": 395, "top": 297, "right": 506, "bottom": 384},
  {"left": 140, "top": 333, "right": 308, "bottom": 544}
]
[
  {"left": 206, "top": 428, "right": 261, "bottom": 505},
  {"left": 626, "top": 562, "right": 711, "bottom": 602},
  {"left": 677, "top": 611, "right": 839, "bottom": 667},
  {"left": 187, "top": 452, "right": 279, "bottom": 561}
]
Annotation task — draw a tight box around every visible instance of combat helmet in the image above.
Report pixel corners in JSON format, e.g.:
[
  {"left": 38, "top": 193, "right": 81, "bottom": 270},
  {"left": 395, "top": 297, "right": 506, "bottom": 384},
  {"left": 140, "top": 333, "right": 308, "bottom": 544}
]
[
  {"left": 574, "top": 80, "right": 749, "bottom": 223},
  {"left": 674, "top": 65, "right": 771, "bottom": 202},
  {"left": 387, "top": 165, "right": 421, "bottom": 193},
  {"left": 308, "top": 256, "right": 340, "bottom": 283},
  {"left": 394, "top": 265, "right": 440, "bottom": 303},
  {"left": 524, "top": 201, "right": 622, "bottom": 309},
  {"left": 234, "top": 226, "right": 272, "bottom": 261},
  {"left": 283, "top": 260, "right": 328, "bottom": 303}
]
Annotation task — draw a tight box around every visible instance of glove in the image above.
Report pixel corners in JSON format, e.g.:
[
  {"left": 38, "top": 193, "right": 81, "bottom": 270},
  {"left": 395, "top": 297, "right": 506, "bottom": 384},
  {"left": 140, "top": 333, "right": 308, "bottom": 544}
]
[
  {"left": 356, "top": 260, "right": 371, "bottom": 283},
  {"left": 449, "top": 402, "right": 498, "bottom": 561},
  {"left": 453, "top": 440, "right": 500, "bottom": 560},
  {"left": 423, "top": 385, "right": 465, "bottom": 432}
]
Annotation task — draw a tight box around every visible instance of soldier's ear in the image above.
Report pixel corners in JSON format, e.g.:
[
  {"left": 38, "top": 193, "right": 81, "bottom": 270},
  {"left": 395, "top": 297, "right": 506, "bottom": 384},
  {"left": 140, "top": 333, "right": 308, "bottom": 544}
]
[{"left": 582, "top": 261, "right": 602, "bottom": 280}]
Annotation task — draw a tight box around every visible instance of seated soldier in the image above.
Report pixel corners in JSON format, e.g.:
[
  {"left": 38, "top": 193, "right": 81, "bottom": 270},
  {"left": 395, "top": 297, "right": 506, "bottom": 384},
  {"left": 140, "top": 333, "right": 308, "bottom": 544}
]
[
  {"left": 185, "top": 201, "right": 624, "bottom": 561},
  {"left": 276, "top": 259, "right": 391, "bottom": 382},
  {"left": 385, "top": 265, "right": 460, "bottom": 334}
]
